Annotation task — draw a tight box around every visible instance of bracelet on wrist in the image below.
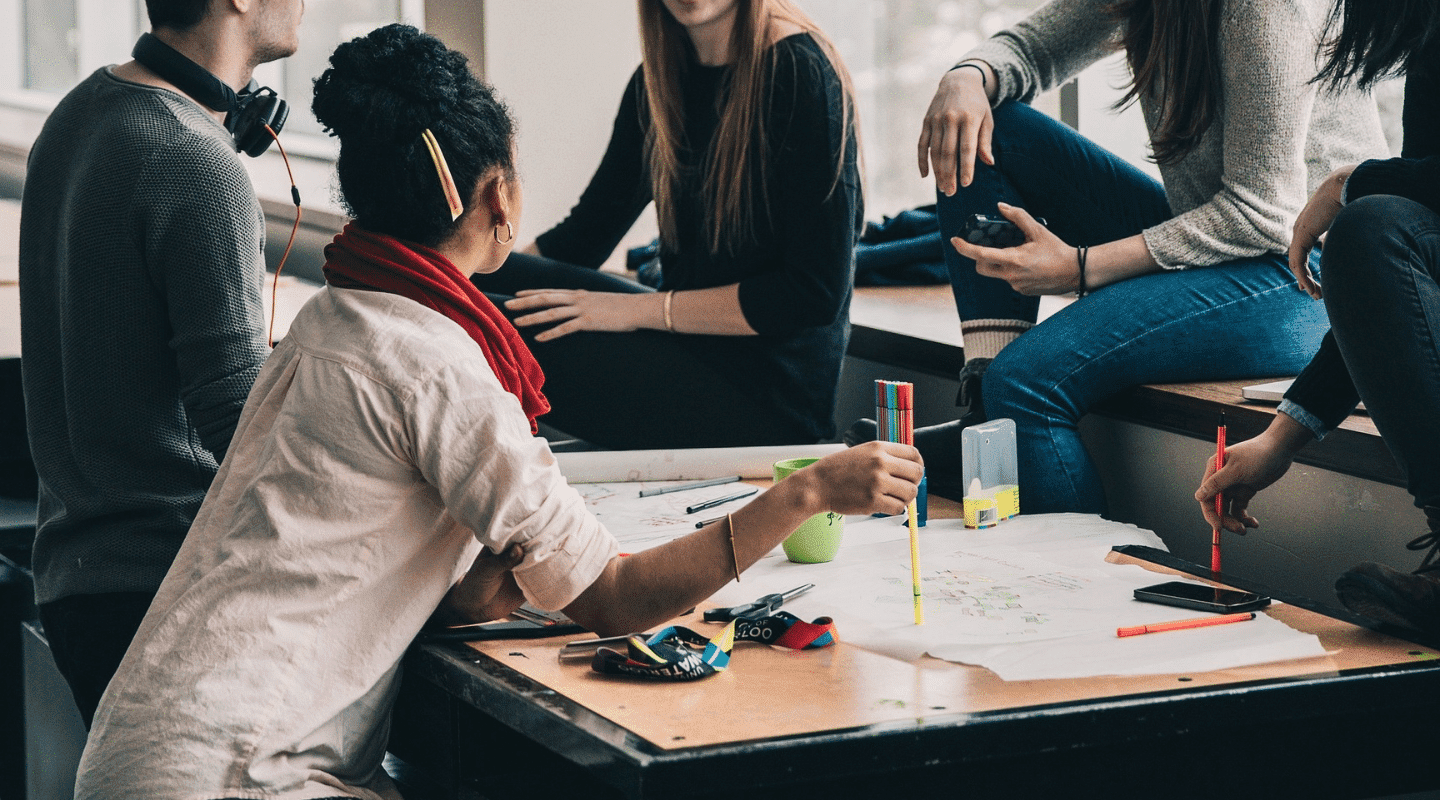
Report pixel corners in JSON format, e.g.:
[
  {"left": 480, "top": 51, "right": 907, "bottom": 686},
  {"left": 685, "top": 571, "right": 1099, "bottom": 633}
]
[
  {"left": 1075, "top": 245, "right": 1089, "bottom": 298},
  {"left": 662, "top": 290, "right": 676, "bottom": 333},
  {"left": 947, "top": 61, "right": 988, "bottom": 90}
]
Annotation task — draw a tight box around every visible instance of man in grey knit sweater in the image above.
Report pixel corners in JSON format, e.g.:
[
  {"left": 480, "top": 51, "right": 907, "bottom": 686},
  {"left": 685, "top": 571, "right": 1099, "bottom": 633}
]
[{"left": 18, "top": 0, "right": 302, "bottom": 726}]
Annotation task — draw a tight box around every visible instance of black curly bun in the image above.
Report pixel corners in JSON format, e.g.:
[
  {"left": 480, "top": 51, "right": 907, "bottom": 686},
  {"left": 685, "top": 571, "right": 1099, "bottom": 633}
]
[{"left": 313, "top": 24, "right": 515, "bottom": 246}]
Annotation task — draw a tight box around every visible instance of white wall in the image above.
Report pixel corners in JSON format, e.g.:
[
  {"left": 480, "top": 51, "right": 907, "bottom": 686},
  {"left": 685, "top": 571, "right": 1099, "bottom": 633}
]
[{"left": 481, "top": 0, "right": 653, "bottom": 265}]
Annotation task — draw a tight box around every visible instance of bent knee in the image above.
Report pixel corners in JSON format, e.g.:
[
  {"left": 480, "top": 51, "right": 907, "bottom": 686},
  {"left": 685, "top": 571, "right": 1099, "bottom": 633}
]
[
  {"left": 1323, "top": 195, "right": 1439, "bottom": 290},
  {"left": 982, "top": 347, "right": 1070, "bottom": 423}
]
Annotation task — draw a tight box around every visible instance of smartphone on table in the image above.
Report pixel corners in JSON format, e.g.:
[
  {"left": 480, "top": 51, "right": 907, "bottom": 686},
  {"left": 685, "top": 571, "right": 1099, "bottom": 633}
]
[
  {"left": 959, "top": 213, "right": 1049, "bottom": 248},
  {"left": 1134, "top": 581, "right": 1271, "bottom": 613}
]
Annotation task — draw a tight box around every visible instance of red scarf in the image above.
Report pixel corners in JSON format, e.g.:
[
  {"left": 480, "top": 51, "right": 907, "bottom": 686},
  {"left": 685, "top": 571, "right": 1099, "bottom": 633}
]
[{"left": 323, "top": 224, "right": 549, "bottom": 432}]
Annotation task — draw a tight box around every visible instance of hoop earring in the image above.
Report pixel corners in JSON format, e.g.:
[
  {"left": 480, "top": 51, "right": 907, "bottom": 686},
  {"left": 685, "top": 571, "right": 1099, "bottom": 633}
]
[{"left": 494, "top": 221, "right": 514, "bottom": 245}]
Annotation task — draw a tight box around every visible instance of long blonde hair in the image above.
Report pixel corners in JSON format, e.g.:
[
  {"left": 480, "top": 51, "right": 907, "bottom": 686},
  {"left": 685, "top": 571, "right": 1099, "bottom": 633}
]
[{"left": 638, "top": 0, "right": 858, "bottom": 256}]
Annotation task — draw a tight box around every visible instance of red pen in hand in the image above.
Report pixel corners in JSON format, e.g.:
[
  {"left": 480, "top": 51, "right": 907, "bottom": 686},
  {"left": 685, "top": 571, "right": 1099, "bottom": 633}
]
[{"left": 1212, "top": 412, "right": 1227, "bottom": 575}]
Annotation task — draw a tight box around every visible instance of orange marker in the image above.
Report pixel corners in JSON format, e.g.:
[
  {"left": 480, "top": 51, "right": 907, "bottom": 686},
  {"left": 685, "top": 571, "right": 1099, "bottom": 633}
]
[
  {"left": 1211, "top": 412, "right": 1227, "bottom": 575},
  {"left": 1116, "top": 611, "right": 1255, "bottom": 638}
]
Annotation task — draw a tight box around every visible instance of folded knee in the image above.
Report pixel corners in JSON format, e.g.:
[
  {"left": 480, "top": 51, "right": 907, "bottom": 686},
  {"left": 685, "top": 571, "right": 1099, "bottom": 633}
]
[{"left": 1323, "top": 195, "right": 1438, "bottom": 292}]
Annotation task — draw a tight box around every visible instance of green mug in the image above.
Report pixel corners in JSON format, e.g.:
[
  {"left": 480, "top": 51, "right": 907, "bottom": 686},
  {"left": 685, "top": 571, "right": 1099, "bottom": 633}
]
[{"left": 773, "top": 457, "right": 844, "bottom": 563}]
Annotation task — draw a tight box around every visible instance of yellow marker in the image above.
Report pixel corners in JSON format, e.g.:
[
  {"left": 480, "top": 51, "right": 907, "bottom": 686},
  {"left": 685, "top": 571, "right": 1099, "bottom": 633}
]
[{"left": 908, "top": 499, "right": 924, "bottom": 625}]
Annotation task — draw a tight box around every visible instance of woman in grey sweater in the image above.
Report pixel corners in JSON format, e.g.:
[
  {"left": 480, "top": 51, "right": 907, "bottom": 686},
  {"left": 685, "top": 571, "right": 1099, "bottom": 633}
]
[{"left": 861, "top": 0, "right": 1388, "bottom": 513}]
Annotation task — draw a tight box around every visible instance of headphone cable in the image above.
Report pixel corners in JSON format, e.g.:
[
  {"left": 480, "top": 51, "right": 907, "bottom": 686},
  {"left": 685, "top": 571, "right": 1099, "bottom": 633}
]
[{"left": 264, "top": 123, "right": 301, "bottom": 348}]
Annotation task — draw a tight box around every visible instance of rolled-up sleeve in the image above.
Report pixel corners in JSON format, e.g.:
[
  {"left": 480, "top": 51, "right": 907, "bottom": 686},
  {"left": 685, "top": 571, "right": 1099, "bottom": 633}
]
[
  {"left": 1281, "top": 331, "right": 1359, "bottom": 440},
  {"left": 409, "top": 359, "right": 618, "bottom": 612}
]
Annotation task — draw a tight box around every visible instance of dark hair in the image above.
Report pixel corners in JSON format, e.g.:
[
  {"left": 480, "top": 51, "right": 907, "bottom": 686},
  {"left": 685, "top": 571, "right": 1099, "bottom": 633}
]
[
  {"left": 312, "top": 24, "right": 516, "bottom": 247},
  {"left": 145, "top": 0, "right": 211, "bottom": 30},
  {"left": 1109, "top": 0, "right": 1224, "bottom": 166},
  {"left": 1315, "top": 0, "right": 1440, "bottom": 90}
]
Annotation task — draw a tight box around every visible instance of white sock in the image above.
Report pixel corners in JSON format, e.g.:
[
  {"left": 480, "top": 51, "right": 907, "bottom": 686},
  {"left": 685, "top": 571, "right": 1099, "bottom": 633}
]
[{"left": 960, "top": 318, "right": 1032, "bottom": 362}]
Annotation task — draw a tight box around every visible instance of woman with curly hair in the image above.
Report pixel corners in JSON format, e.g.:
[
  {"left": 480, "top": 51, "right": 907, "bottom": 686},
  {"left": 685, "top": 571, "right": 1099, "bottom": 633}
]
[
  {"left": 471, "top": 0, "right": 862, "bottom": 450},
  {"left": 70, "top": 24, "right": 919, "bottom": 799}
]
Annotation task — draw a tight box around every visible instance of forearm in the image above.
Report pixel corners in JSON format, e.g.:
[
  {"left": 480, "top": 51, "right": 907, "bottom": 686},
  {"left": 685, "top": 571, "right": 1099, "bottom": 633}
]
[
  {"left": 1261, "top": 411, "right": 1317, "bottom": 456},
  {"left": 562, "top": 476, "right": 819, "bottom": 635},
  {"left": 629, "top": 283, "right": 758, "bottom": 336},
  {"left": 1082, "top": 233, "right": 1160, "bottom": 290}
]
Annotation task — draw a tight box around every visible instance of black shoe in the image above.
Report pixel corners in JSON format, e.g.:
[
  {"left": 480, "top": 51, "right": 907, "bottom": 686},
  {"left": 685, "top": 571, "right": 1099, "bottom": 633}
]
[
  {"left": 842, "top": 417, "right": 880, "bottom": 448},
  {"left": 1410, "top": 506, "right": 1440, "bottom": 574},
  {"left": 1335, "top": 561, "right": 1440, "bottom": 634},
  {"left": 955, "top": 357, "right": 992, "bottom": 425}
]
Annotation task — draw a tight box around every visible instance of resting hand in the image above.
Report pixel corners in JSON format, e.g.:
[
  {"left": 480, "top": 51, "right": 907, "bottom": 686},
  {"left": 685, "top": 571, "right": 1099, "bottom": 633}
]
[
  {"left": 506, "top": 289, "right": 650, "bottom": 342},
  {"left": 951, "top": 203, "right": 1075, "bottom": 295},
  {"left": 918, "top": 67, "right": 995, "bottom": 195},
  {"left": 1289, "top": 165, "right": 1354, "bottom": 300},
  {"left": 801, "top": 441, "right": 925, "bottom": 517},
  {"left": 434, "top": 543, "right": 526, "bottom": 626}
]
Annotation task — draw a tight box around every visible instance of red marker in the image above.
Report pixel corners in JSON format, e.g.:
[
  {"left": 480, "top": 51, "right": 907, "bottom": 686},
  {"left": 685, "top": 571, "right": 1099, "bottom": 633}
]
[
  {"left": 1117, "top": 611, "right": 1255, "bottom": 638},
  {"left": 1212, "top": 412, "right": 1227, "bottom": 575}
]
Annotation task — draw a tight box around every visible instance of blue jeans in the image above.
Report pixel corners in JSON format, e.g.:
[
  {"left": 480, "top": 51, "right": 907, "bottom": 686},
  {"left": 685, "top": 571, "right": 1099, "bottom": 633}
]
[
  {"left": 1323, "top": 195, "right": 1440, "bottom": 511},
  {"left": 939, "top": 102, "right": 1330, "bottom": 514}
]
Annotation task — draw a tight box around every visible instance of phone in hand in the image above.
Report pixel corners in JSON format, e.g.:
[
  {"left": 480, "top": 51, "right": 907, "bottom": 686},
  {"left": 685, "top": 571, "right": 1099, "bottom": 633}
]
[
  {"left": 959, "top": 213, "right": 1048, "bottom": 248},
  {"left": 1133, "top": 581, "right": 1271, "bottom": 614}
]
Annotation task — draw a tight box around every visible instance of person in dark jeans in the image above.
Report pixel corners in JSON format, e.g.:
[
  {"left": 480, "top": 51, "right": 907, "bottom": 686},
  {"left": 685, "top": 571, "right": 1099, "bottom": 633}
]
[
  {"left": 19, "top": 0, "right": 301, "bottom": 725},
  {"left": 1196, "top": 1, "right": 1440, "bottom": 635},
  {"left": 846, "top": 0, "right": 1387, "bottom": 509}
]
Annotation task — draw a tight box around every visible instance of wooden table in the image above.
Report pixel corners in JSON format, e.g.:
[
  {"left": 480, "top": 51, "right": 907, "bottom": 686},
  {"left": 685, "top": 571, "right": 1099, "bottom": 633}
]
[{"left": 390, "top": 498, "right": 1440, "bottom": 800}]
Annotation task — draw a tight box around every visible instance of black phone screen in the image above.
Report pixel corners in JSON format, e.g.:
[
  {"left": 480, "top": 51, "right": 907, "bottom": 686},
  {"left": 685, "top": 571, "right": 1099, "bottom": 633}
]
[{"left": 1134, "top": 581, "right": 1271, "bottom": 613}]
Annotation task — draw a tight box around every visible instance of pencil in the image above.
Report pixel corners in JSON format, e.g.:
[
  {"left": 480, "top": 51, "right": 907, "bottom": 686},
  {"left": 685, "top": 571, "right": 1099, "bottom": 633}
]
[
  {"left": 1212, "top": 412, "right": 1226, "bottom": 575},
  {"left": 1116, "top": 611, "right": 1255, "bottom": 638},
  {"left": 638, "top": 475, "right": 741, "bottom": 498}
]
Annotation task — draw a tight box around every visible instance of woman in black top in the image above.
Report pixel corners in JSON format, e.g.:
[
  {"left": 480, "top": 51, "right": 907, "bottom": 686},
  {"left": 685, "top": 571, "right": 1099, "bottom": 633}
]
[
  {"left": 471, "top": 0, "right": 861, "bottom": 450},
  {"left": 1197, "top": 0, "right": 1440, "bottom": 634}
]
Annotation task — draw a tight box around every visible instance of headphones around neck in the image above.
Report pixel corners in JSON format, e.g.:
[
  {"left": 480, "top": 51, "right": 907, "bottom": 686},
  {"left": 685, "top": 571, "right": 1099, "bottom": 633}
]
[{"left": 132, "top": 32, "right": 289, "bottom": 157}]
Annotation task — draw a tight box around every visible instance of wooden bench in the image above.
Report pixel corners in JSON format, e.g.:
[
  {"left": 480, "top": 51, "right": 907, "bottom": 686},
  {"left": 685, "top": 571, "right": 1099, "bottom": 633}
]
[{"left": 847, "top": 283, "right": 1400, "bottom": 488}]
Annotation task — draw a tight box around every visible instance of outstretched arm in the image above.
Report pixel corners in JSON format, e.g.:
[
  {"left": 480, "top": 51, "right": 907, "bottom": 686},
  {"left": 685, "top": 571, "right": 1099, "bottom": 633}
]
[{"left": 562, "top": 441, "right": 923, "bottom": 636}]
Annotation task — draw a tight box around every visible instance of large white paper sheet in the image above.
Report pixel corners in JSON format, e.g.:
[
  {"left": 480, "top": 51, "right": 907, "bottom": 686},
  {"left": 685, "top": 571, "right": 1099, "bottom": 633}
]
[
  {"left": 707, "top": 514, "right": 1329, "bottom": 680},
  {"left": 574, "top": 481, "right": 760, "bottom": 553}
]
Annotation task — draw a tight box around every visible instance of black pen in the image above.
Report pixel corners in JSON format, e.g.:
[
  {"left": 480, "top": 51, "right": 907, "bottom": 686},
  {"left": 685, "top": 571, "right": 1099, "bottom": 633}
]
[{"left": 685, "top": 487, "right": 758, "bottom": 514}]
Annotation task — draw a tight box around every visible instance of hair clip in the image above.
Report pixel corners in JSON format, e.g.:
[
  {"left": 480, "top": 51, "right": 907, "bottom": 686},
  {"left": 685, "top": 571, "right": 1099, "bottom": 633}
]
[{"left": 419, "top": 128, "right": 465, "bottom": 221}]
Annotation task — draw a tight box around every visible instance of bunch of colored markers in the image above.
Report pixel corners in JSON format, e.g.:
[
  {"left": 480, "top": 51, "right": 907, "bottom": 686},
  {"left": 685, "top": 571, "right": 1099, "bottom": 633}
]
[{"left": 876, "top": 380, "right": 924, "bottom": 625}]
